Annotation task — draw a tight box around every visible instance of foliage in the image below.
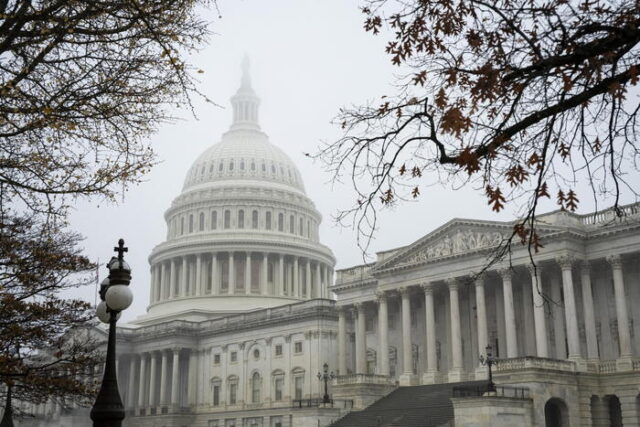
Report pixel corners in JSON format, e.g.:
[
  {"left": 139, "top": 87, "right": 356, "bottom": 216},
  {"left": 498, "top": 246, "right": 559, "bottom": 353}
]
[{"left": 318, "top": 0, "right": 640, "bottom": 256}]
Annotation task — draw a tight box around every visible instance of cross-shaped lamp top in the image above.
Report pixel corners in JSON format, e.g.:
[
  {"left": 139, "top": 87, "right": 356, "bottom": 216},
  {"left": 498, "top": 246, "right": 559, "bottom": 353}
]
[{"left": 114, "top": 238, "right": 128, "bottom": 260}]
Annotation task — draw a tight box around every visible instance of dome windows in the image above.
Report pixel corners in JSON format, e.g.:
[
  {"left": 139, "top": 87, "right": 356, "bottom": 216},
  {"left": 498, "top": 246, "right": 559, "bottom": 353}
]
[
  {"left": 229, "top": 161, "right": 234, "bottom": 171},
  {"left": 289, "top": 215, "right": 294, "bottom": 234},
  {"left": 224, "top": 210, "right": 231, "bottom": 229},
  {"left": 262, "top": 162, "right": 266, "bottom": 172},
  {"left": 251, "top": 161, "right": 256, "bottom": 171},
  {"left": 199, "top": 212, "right": 205, "bottom": 231},
  {"left": 240, "top": 160, "right": 245, "bottom": 170},
  {"left": 219, "top": 162, "right": 224, "bottom": 172},
  {"left": 265, "top": 212, "right": 272, "bottom": 230},
  {"left": 238, "top": 210, "right": 245, "bottom": 229},
  {"left": 252, "top": 210, "right": 258, "bottom": 229},
  {"left": 278, "top": 213, "right": 284, "bottom": 231},
  {"left": 211, "top": 211, "right": 218, "bottom": 230}
]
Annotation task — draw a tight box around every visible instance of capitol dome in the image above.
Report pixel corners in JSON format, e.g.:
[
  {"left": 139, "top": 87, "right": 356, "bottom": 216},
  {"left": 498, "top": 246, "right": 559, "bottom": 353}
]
[{"left": 138, "top": 59, "right": 335, "bottom": 324}]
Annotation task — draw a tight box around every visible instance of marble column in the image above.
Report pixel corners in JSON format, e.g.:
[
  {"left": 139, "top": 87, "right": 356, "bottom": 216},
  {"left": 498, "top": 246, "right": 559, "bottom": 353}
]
[
  {"left": 447, "top": 279, "right": 464, "bottom": 381},
  {"left": 338, "top": 307, "right": 347, "bottom": 375},
  {"left": 528, "top": 265, "right": 548, "bottom": 358},
  {"left": 149, "top": 352, "right": 157, "bottom": 407},
  {"left": 195, "top": 254, "right": 202, "bottom": 296},
  {"left": 160, "top": 351, "right": 168, "bottom": 405},
  {"left": 211, "top": 253, "right": 218, "bottom": 295},
  {"left": 557, "top": 255, "right": 581, "bottom": 360},
  {"left": 422, "top": 283, "right": 438, "bottom": 383},
  {"left": 229, "top": 252, "right": 236, "bottom": 294},
  {"left": 171, "top": 349, "right": 181, "bottom": 407},
  {"left": 377, "top": 292, "right": 389, "bottom": 376},
  {"left": 315, "top": 263, "right": 322, "bottom": 298},
  {"left": 169, "top": 259, "right": 177, "bottom": 298},
  {"left": 138, "top": 353, "right": 147, "bottom": 408},
  {"left": 245, "top": 252, "right": 252, "bottom": 294},
  {"left": 499, "top": 269, "right": 518, "bottom": 358},
  {"left": 188, "top": 350, "right": 198, "bottom": 405},
  {"left": 580, "top": 261, "right": 599, "bottom": 360},
  {"left": 475, "top": 276, "right": 489, "bottom": 364},
  {"left": 161, "top": 263, "right": 168, "bottom": 299},
  {"left": 305, "top": 260, "right": 311, "bottom": 298},
  {"left": 550, "top": 272, "right": 567, "bottom": 359},
  {"left": 127, "top": 356, "right": 137, "bottom": 408},
  {"left": 261, "top": 253, "right": 268, "bottom": 295},
  {"left": 400, "top": 287, "right": 415, "bottom": 385},
  {"left": 150, "top": 267, "right": 157, "bottom": 303},
  {"left": 278, "top": 254, "right": 285, "bottom": 296},
  {"left": 293, "top": 257, "right": 299, "bottom": 298},
  {"left": 607, "top": 255, "right": 632, "bottom": 359},
  {"left": 180, "top": 257, "right": 188, "bottom": 297},
  {"left": 354, "top": 303, "right": 366, "bottom": 374}
]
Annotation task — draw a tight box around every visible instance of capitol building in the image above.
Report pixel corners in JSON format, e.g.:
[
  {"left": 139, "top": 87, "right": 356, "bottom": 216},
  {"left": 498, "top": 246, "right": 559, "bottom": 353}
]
[{"left": 23, "top": 62, "right": 640, "bottom": 427}]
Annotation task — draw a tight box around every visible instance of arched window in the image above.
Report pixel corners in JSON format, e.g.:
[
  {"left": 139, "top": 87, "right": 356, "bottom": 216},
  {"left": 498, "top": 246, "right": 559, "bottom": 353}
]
[
  {"left": 218, "top": 162, "right": 224, "bottom": 171},
  {"left": 262, "top": 162, "right": 266, "bottom": 172},
  {"left": 229, "top": 161, "right": 234, "bottom": 171},
  {"left": 240, "top": 160, "right": 245, "bottom": 170},
  {"left": 252, "top": 210, "right": 258, "bottom": 229},
  {"left": 211, "top": 211, "right": 217, "bottom": 230},
  {"left": 189, "top": 214, "right": 194, "bottom": 233},
  {"left": 251, "top": 372, "right": 261, "bottom": 403},
  {"left": 544, "top": 398, "right": 568, "bottom": 427},
  {"left": 209, "top": 163, "right": 214, "bottom": 173},
  {"left": 273, "top": 371, "right": 285, "bottom": 402},
  {"left": 271, "top": 164, "right": 276, "bottom": 174},
  {"left": 307, "top": 220, "right": 311, "bottom": 238},
  {"left": 238, "top": 210, "right": 244, "bottom": 229},
  {"left": 251, "top": 162, "right": 256, "bottom": 171},
  {"left": 180, "top": 217, "right": 185, "bottom": 235},
  {"left": 265, "top": 212, "right": 272, "bottom": 230},
  {"left": 278, "top": 213, "right": 284, "bottom": 232},
  {"left": 211, "top": 378, "right": 222, "bottom": 406},
  {"left": 292, "top": 369, "right": 305, "bottom": 400},
  {"left": 199, "top": 212, "right": 205, "bottom": 231},
  {"left": 299, "top": 218, "right": 303, "bottom": 235},
  {"left": 224, "top": 210, "right": 231, "bottom": 229},
  {"left": 228, "top": 376, "right": 238, "bottom": 405},
  {"left": 289, "top": 215, "right": 294, "bottom": 234}
]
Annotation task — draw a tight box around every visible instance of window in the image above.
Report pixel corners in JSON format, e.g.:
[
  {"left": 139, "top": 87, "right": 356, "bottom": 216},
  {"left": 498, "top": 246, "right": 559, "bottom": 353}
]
[
  {"left": 238, "top": 210, "right": 244, "bottom": 229},
  {"left": 229, "top": 161, "right": 234, "bottom": 171},
  {"left": 219, "top": 162, "right": 224, "bottom": 171},
  {"left": 251, "top": 162, "right": 256, "bottom": 171},
  {"left": 253, "top": 349, "right": 260, "bottom": 360},
  {"left": 229, "top": 383, "right": 237, "bottom": 404},
  {"left": 224, "top": 210, "right": 231, "bottom": 229},
  {"left": 180, "top": 217, "right": 185, "bottom": 235},
  {"left": 240, "top": 160, "right": 245, "bottom": 170},
  {"left": 230, "top": 351, "right": 237, "bottom": 362},
  {"left": 213, "top": 354, "right": 220, "bottom": 365},
  {"left": 294, "top": 342, "right": 302, "bottom": 354},
  {"left": 271, "top": 165, "right": 276, "bottom": 174},
  {"left": 278, "top": 213, "right": 283, "bottom": 231},
  {"left": 213, "top": 384, "right": 220, "bottom": 406},
  {"left": 251, "top": 372, "right": 261, "bottom": 403},
  {"left": 294, "top": 376, "right": 303, "bottom": 400},
  {"left": 265, "top": 212, "right": 272, "bottom": 230},
  {"left": 189, "top": 214, "right": 194, "bottom": 232},
  {"left": 211, "top": 211, "right": 217, "bottom": 230},
  {"left": 299, "top": 218, "right": 303, "bottom": 235},
  {"left": 261, "top": 162, "right": 266, "bottom": 172},
  {"left": 307, "top": 220, "right": 311, "bottom": 238},
  {"left": 289, "top": 215, "right": 294, "bottom": 233},
  {"left": 199, "top": 212, "right": 205, "bottom": 231},
  {"left": 252, "top": 210, "right": 258, "bottom": 229},
  {"left": 275, "top": 344, "right": 283, "bottom": 357},
  {"left": 274, "top": 377, "right": 284, "bottom": 401}
]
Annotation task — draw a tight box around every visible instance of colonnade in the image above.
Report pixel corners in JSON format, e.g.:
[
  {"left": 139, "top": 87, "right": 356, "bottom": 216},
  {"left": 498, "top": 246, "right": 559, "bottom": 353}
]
[
  {"left": 150, "top": 252, "right": 332, "bottom": 303},
  {"left": 337, "top": 254, "right": 635, "bottom": 383}
]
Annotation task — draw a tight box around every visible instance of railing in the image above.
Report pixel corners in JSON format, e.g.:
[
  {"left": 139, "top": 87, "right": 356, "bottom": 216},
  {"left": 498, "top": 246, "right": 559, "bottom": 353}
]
[
  {"left": 335, "top": 264, "right": 374, "bottom": 286},
  {"left": 452, "top": 384, "right": 530, "bottom": 399},
  {"left": 291, "top": 398, "right": 354, "bottom": 409},
  {"left": 579, "top": 202, "right": 640, "bottom": 225},
  {"left": 494, "top": 357, "right": 576, "bottom": 372},
  {"left": 598, "top": 360, "right": 617, "bottom": 373},
  {"left": 333, "top": 373, "right": 397, "bottom": 386}
]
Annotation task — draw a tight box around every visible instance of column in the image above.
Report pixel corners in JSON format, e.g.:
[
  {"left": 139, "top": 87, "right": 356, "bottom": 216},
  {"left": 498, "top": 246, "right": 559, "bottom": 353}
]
[
  {"left": 528, "top": 264, "right": 548, "bottom": 358},
  {"left": 607, "top": 255, "right": 632, "bottom": 360},
  {"left": 354, "top": 303, "right": 366, "bottom": 374},
  {"left": 171, "top": 349, "right": 181, "bottom": 407},
  {"left": 338, "top": 307, "right": 347, "bottom": 375},
  {"left": 188, "top": 350, "right": 198, "bottom": 406},
  {"left": 421, "top": 283, "right": 438, "bottom": 383},
  {"left": 580, "top": 261, "right": 599, "bottom": 360},
  {"left": 399, "top": 287, "right": 415, "bottom": 385},
  {"left": 160, "top": 351, "right": 168, "bottom": 405},
  {"left": 447, "top": 279, "right": 463, "bottom": 381},
  {"left": 550, "top": 272, "right": 566, "bottom": 358},
  {"left": 150, "top": 267, "right": 157, "bottom": 303},
  {"left": 245, "top": 253, "right": 252, "bottom": 294},
  {"left": 499, "top": 269, "right": 518, "bottom": 358},
  {"left": 377, "top": 292, "right": 389, "bottom": 376},
  {"left": 161, "top": 262, "right": 168, "bottom": 299},
  {"left": 138, "top": 353, "right": 147, "bottom": 408},
  {"left": 195, "top": 254, "right": 202, "bottom": 296},
  {"left": 293, "top": 257, "right": 299, "bottom": 298},
  {"left": 180, "top": 256, "right": 188, "bottom": 297},
  {"left": 149, "top": 352, "right": 157, "bottom": 407},
  {"left": 229, "top": 252, "right": 236, "bottom": 294},
  {"left": 315, "top": 263, "right": 322, "bottom": 298},
  {"left": 127, "top": 356, "right": 137, "bottom": 408},
  {"left": 278, "top": 255, "right": 285, "bottom": 296},
  {"left": 475, "top": 276, "right": 489, "bottom": 366},
  {"left": 261, "top": 253, "right": 268, "bottom": 295},
  {"left": 557, "top": 255, "right": 581, "bottom": 360},
  {"left": 211, "top": 253, "right": 218, "bottom": 295},
  {"left": 305, "top": 259, "right": 311, "bottom": 298},
  {"left": 169, "top": 259, "right": 177, "bottom": 298}
]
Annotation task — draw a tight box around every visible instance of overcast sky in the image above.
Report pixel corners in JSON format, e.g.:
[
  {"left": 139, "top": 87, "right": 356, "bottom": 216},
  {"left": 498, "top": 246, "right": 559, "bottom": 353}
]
[{"left": 69, "top": 0, "right": 637, "bottom": 322}]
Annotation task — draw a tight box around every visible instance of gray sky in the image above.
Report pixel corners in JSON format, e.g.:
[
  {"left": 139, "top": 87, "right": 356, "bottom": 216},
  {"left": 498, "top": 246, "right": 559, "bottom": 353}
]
[{"left": 69, "top": 0, "right": 636, "bottom": 322}]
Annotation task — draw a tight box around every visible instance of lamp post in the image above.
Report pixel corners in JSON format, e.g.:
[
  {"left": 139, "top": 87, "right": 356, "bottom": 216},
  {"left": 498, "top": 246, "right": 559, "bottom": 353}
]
[
  {"left": 479, "top": 344, "right": 496, "bottom": 393},
  {"left": 90, "top": 239, "right": 134, "bottom": 427},
  {"left": 316, "top": 363, "right": 335, "bottom": 404}
]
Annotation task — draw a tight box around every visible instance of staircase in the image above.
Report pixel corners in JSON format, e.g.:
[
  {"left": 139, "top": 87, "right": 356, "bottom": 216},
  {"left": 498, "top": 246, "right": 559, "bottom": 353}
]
[{"left": 329, "top": 380, "right": 485, "bottom": 427}]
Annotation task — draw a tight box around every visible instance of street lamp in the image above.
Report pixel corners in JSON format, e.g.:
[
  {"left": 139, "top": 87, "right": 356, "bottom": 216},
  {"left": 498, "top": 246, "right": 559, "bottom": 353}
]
[
  {"left": 479, "top": 344, "right": 496, "bottom": 393},
  {"left": 90, "top": 239, "right": 133, "bottom": 427},
  {"left": 316, "top": 363, "right": 335, "bottom": 404}
]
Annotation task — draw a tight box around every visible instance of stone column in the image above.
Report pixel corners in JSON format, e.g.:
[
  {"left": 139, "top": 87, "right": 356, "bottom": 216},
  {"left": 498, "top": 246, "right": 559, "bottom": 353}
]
[
  {"left": 400, "top": 287, "right": 415, "bottom": 385},
  {"left": 305, "top": 260, "right": 311, "bottom": 298},
  {"left": 422, "top": 283, "right": 438, "bottom": 383},
  {"left": 261, "top": 253, "right": 268, "bottom": 295},
  {"left": 447, "top": 279, "right": 464, "bottom": 381},
  {"left": 138, "top": 353, "right": 147, "bottom": 408},
  {"left": 278, "top": 254, "right": 285, "bottom": 296},
  {"left": 149, "top": 352, "right": 157, "bottom": 407},
  {"left": 499, "top": 269, "right": 518, "bottom": 358},
  {"left": 475, "top": 275, "right": 489, "bottom": 364},
  {"left": 160, "top": 262, "right": 168, "bottom": 300},
  {"left": 171, "top": 349, "right": 181, "bottom": 407},
  {"left": 211, "top": 253, "right": 218, "bottom": 295},
  {"left": 188, "top": 350, "right": 198, "bottom": 406},
  {"left": 354, "top": 303, "right": 366, "bottom": 374},
  {"left": 195, "top": 254, "right": 202, "bottom": 296},
  {"left": 377, "top": 292, "right": 389, "bottom": 376},
  {"left": 245, "top": 252, "right": 252, "bottom": 294},
  {"left": 293, "top": 257, "right": 299, "bottom": 298},
  {"left": 580, "top": 261, "right": 599, "bottom": 360},
  {"left": 128, "top": 356, "right": 137, "bottom": 408},
  {"left": 557, "top": 255, "right": 581, "bottom": 360},
  {"left": 180, "top": 257, "right": 188, "bottom": 297},
  {"left": 607, "top": 255, "right": 632, "bottom": 360},
  {"left": 550, "top": 272, "right": 566, "bottom": 359},
  {"left": 150, "top": 267, "right": 157, "bottom": 303},
  {"left": 338, "top": 307, "right": 347, "bottom": 375},
  {"left": 229, "top": 252, "right": 236, "bottom": 294},
  {"left": 315, "top": 263, "right": 322, "bottom": 298},
  {"left": 160, "top": 351, "right": 168, "bottom": 406},
  {"left": 528, "top": 265, "right": 548, "bottom": 358},
  {"left": 169, "top": 259, "right": 177, "bottom": 298}
]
